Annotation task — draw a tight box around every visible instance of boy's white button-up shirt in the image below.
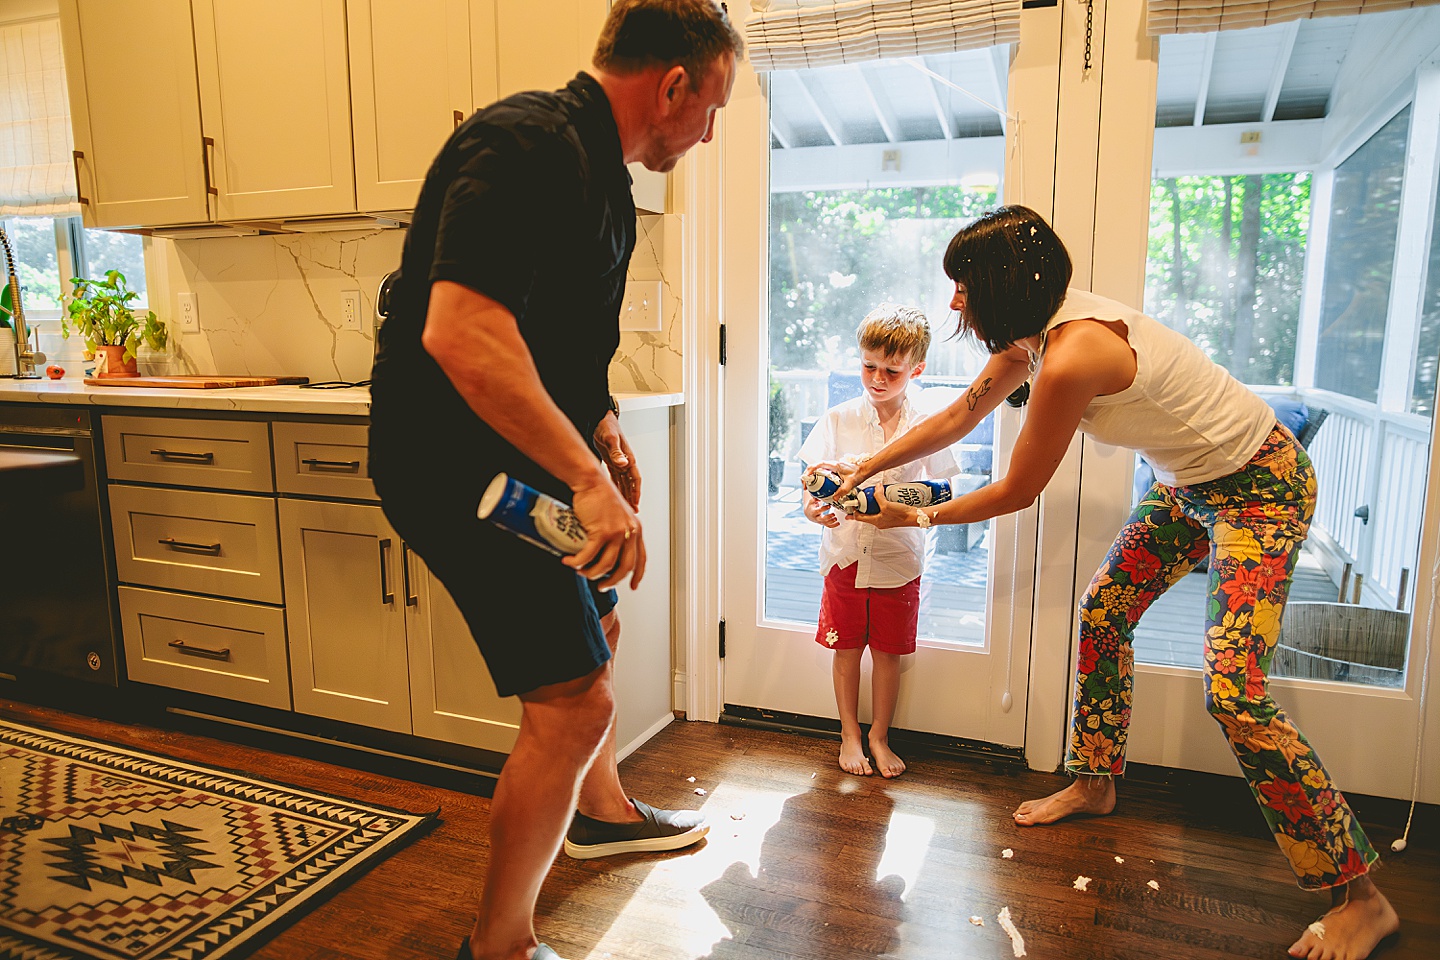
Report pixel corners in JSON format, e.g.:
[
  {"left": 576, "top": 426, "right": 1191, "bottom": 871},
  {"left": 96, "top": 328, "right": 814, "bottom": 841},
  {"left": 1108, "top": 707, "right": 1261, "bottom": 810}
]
[{"left": 798, "top": 392, "right": 960, "bottom": 589}]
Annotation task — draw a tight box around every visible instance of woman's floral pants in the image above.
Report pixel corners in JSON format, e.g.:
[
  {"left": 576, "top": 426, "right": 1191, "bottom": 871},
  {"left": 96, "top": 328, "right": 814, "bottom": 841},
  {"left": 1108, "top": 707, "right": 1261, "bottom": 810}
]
[{"left": 1068, "top": 424, "right": 1378, "bottom": 889}]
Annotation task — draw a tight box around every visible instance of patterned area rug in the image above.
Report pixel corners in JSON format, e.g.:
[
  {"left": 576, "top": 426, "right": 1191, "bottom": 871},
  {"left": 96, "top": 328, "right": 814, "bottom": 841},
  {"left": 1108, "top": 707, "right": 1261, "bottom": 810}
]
[{"left": 0, "top": 721, "right": 435, "bottom": 960}]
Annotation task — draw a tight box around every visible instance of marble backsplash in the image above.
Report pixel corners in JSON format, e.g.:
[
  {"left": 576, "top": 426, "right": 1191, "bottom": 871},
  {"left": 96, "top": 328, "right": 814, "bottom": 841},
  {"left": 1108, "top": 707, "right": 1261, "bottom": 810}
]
[{"left": 37, "top": 214, "right": 680, "bottom": 393}]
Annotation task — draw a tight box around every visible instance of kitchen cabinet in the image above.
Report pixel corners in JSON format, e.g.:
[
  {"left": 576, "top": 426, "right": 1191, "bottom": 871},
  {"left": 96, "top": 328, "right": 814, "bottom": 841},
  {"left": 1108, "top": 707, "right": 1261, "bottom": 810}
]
[
  {"left": 274, "top": 421, "right": 520, "bottom": 751},
  {"left": 59, "top": 0, "right": 356, "bottom": 229},
  {"left": 347, "top": 0, "right": 500, "bottom": 213}
]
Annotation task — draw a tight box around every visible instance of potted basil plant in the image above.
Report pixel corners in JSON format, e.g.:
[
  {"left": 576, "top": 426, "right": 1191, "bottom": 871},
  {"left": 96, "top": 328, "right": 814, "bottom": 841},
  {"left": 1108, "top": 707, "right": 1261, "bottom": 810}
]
[{"left": 61, "top": 270, "right": 167, "bottom": 377}]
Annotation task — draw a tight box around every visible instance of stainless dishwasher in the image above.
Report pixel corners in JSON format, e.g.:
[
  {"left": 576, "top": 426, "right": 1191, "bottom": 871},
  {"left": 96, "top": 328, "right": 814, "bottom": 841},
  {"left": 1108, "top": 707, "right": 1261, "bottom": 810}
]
[{"left": 0, "top": 403, "right": 120, "bottom": 685}]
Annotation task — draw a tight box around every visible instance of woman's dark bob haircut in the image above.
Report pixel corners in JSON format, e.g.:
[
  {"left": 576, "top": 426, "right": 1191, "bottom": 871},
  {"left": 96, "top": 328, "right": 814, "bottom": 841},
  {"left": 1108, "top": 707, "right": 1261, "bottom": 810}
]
[{"left": 942, "top": 205, "right": 1073, "bottom": 354}]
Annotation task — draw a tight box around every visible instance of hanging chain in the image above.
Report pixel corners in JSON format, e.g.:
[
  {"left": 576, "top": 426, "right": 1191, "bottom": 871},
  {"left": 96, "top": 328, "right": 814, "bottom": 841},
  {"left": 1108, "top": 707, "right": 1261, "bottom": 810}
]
[{"left": 1083, "top": 0, "right": 1095, "bottom": 75}]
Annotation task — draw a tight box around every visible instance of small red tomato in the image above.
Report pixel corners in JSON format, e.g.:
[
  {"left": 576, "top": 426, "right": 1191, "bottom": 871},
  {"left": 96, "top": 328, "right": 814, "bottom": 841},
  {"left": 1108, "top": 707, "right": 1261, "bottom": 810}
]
[{"left": 46, "top": 365, "right": 65, "bottom": 379}]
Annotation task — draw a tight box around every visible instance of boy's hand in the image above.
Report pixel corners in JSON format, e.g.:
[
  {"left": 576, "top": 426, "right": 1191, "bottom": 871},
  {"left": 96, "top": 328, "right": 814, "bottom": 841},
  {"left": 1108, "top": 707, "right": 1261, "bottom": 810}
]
[
  {"left": 804, "top": 458, "right": 866, "bottom": 502},
  {"left": 803, "top": 495, "right": 841, "bottom": 528}
]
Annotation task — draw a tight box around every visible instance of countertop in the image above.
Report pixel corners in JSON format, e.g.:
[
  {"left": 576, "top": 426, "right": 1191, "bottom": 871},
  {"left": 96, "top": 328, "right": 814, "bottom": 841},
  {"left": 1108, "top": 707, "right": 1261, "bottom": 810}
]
[{"left": 0, "top": 379, "right": 682, "bottom": 418}]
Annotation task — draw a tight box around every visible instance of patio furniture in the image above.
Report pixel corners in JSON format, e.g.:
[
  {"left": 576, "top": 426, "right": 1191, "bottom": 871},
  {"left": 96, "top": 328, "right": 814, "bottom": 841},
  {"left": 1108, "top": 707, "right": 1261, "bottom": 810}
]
[{"left": 1273, "top": 601, "right": 1408, "bottom": 688}]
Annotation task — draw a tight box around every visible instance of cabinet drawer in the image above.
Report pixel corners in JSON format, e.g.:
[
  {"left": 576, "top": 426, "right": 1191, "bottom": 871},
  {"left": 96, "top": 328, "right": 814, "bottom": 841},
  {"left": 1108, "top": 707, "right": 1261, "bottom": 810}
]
[
  {"left": 104, "top": 415, "right": 273, "bottom": 492},
  {"left": 272, "top": 421, "right": 376, "bottom": 500},
  {"left": 110, "top": 484, "right": 282, "bottom": 603},
  {"left": 118, "top": 586, "right": 291, "bottom": 709}
]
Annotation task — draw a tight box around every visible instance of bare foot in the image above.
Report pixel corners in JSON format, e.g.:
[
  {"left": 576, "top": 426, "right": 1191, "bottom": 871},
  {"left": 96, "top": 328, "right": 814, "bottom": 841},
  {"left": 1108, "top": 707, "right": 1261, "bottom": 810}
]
[
  {"left": 1287, "top": 876, "right": 1399, "bottom": 960},
  {"left": 838, "top": 732, "right": 872, "bottom": 775},
  {"left": 868, "top": 734, "right": 906, "bottom": 778},
  {"left": 1013, "top": 775, "right": 1115, "bottom": 826}
]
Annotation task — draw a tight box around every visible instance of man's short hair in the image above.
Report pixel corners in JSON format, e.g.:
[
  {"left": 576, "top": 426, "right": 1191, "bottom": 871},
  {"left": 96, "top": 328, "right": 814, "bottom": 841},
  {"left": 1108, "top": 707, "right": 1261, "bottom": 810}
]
[
  {"left": 858, "top": 304, "right": 931, "bottom": 364},
  {"left": 593, "top": 0, "right": 745, "bottom": 89}
]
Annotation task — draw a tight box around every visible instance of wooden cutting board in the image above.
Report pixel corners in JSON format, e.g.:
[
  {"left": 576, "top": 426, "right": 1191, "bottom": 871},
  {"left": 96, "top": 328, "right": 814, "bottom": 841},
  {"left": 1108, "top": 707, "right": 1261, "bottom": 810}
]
[{"left": 84, "top": 375, "right": 311, "bottom": 389}]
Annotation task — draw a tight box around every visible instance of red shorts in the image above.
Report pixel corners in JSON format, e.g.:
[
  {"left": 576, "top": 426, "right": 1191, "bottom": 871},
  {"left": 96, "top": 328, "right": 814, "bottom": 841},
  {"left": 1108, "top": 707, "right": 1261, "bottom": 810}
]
[{"left": 814, "top": 562, "right": 919, "bottom": 656}]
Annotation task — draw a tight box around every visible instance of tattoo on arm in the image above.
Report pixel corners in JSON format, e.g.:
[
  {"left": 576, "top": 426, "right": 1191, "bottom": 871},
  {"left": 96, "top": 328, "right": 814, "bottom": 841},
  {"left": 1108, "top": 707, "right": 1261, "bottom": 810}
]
[{"left": 965, "top": 377, "right": 994, "bottom": 411}]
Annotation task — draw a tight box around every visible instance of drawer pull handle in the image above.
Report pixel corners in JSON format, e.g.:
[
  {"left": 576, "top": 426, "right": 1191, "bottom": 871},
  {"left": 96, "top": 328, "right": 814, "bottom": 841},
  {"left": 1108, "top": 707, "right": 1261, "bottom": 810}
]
[
  {"left": 379, "top": 537, "right": 395, "bottom": 604},
  {"left": 402, "top": 543, "right": 417, "bottom": 606},
  {"left": 202, "top": 136, "right": 219, "bottom": 196},
  {"left": 152, "top": 448, "right": 216, "bottom": 464},
  {"left": 159, "top": 537, "right": 222, "bottom": 555},
  {"left": 301, "top": 457, "right": 361, "bottom": 472},
  {"left": 169, "top": 639, "right": 231, "bottom": 662}
]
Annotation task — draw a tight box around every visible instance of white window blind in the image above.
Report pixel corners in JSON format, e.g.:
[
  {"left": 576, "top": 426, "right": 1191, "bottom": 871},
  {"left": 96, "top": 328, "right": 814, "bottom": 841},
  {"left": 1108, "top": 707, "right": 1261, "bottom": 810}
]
[
  {"left": 0, "top": 17, "right": 79, "bottom": 217},
  {"left": 745, "top": 0, "right": 1023, "bottom": 73},
  {"left": 1148, "top": 0, "right": 1440, "bottom": 36}
]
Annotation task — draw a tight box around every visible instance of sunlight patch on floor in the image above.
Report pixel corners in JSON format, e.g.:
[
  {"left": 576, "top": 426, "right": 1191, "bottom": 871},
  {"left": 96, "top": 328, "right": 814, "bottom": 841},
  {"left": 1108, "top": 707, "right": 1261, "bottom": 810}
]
[
  {"left": 874, "top": 811, "right": 935, "bottom": 900},
  {"left": 585, "top": 784, "right": 796, "bottom": 960}
]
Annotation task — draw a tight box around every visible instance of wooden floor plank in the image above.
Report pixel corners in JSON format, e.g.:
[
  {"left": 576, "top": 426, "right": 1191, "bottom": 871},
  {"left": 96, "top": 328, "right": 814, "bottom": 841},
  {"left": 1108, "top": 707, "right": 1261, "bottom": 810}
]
[{"left": 2, "top": 699, "right": 1435, "bottom": 960}]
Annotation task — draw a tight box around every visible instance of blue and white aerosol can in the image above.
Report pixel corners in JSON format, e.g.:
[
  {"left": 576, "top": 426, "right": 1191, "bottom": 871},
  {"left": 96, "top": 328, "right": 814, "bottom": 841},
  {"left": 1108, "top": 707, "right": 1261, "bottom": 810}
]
[
  {"left": 802, "top": 467, "right": 846, "bottom": 501},
  {"left": 477, "top": 473, "right": 587, "bottom": 556},
  {"left": 837, "top": 479, "right": 953, "bottom": 516}
]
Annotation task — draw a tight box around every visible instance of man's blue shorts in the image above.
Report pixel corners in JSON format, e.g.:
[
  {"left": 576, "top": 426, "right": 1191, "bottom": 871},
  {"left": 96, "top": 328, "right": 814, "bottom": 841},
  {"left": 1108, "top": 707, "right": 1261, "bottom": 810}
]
[{"left": 374, "top": 474, "right": 615, "bottom": 698}]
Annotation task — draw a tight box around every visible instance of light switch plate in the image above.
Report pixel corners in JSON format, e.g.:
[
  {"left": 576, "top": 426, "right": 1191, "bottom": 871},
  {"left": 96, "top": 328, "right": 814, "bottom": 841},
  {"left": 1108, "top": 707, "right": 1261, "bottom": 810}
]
[{"left": 619, "top": 280, "right": 663, "bottom": 332}]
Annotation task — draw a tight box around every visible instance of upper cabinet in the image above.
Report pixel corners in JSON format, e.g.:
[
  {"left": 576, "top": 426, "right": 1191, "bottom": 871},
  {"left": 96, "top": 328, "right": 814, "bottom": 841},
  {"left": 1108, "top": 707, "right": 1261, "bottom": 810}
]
[
  {"left": 59, "top": 0, "right": 663, "bottom": 227},
  {"left": 348, "top": 0, "right": 499, "bottom": 213},
  {"left": 191, "top": 0, "right": 356, "bottom": 221},
  {"left": 61, "top": 0, "right": 355, "bottom": 228},
  {"left": 59, "top": 0, "right": 210, "bottom": 227}
]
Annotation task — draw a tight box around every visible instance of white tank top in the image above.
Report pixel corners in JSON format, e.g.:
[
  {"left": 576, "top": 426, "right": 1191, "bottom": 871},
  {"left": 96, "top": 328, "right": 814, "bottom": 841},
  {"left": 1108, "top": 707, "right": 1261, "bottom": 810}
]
[{"left": 1041, "top": 289, "right": 1276, "bottom": 486}]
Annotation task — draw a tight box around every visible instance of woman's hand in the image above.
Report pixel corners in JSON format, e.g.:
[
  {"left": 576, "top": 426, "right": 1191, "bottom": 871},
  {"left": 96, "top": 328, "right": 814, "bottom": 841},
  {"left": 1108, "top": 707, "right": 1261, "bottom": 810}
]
[
  {"left": 816, "top": 457, "right": 869, "bottom": 501},
  {"left": 851, "top": 483, "right": 920, "bottom": 530}
]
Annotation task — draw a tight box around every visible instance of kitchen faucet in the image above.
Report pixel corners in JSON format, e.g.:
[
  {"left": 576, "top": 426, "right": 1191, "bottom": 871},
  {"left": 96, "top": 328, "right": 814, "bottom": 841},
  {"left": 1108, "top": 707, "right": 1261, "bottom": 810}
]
[{"left": 0, "top": 226, "right": 46, "bottom": 378}]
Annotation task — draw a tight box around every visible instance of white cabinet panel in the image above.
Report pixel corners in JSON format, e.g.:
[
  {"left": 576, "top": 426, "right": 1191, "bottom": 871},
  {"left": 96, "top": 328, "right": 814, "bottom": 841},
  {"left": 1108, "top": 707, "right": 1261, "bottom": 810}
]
[
  {"left": 192, "top": 0, "right": 356, "bottom": 220},
  {"left": 279, "top": 498, "right": 411, "bottom": 732},
  {"left": 58, "top": 0, "right": 210, "bottom": 227}
]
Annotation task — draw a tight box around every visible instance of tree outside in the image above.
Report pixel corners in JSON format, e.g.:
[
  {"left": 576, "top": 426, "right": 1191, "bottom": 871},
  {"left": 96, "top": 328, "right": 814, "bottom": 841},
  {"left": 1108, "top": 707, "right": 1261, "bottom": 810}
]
[{"left": 1145, "top": 172, "right": 1311, "bottom": 387}]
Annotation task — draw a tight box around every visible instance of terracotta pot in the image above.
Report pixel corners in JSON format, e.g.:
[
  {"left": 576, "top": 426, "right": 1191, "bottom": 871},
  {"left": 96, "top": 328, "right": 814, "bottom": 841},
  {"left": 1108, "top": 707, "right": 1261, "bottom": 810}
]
[{"left": 94, "top": 344, "right": 139, "bottom": 378}]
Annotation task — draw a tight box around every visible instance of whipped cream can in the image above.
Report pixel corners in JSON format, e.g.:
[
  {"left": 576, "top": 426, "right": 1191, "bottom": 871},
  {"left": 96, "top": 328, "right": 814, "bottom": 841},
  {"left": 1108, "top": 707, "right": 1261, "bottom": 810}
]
[
  {"left": 478, "top": 473, "right": 587, "bottom": 556},
  {"left": 802, "top": 467, "right": 845, "bottom": 500},
  {"left": 839, "top": 479, "right": 953, "bottom": 515}
]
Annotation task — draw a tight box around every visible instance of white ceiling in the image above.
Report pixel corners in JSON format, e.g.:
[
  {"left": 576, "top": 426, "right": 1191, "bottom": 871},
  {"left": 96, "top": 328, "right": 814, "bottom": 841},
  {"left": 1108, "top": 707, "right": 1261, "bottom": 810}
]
[{"left": 768, "top": 10, "right": 1433, "bottom": 151}]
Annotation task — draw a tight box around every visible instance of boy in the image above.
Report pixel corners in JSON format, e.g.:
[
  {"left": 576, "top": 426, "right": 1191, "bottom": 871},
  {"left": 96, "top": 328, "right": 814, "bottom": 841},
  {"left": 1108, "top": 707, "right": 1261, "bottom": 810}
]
[{"left": 799, "top": 304, "right": 958, "bottom": 777}]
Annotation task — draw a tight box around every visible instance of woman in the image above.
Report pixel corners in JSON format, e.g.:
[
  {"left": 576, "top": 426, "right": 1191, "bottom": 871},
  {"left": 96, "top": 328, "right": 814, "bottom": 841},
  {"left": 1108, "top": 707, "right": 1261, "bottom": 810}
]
[{"left": 819, "top": 205, "right": 1399, "bottom": 960}]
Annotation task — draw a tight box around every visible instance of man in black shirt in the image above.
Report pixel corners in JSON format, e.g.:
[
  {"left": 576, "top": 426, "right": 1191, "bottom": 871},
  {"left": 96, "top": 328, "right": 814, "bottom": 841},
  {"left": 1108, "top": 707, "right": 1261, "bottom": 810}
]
[{"left": 369, "top": 3, "right": 741, "bottom": 958}]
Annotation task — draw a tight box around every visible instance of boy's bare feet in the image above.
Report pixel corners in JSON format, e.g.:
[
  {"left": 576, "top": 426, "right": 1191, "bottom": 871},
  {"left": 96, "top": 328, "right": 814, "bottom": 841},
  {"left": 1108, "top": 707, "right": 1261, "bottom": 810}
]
[
  {"left": 868, "top": 733, "right": 906, "bottom": 778},
  {"left": 838, "top": 731, "right": 873, "bottom": 775},
  {"left": 1013, "top": 774, "right": 1116, "bottom": 825},
  {"left": 1287, "top": 876, "right": 1399, "bottom": 960}
]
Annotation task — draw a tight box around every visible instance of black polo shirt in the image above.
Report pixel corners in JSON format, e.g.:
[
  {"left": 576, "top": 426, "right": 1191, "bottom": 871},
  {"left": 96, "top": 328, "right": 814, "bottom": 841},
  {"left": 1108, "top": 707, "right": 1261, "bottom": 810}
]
[{"left": 370, "top": 73, "right": 635, "bottom": 507}]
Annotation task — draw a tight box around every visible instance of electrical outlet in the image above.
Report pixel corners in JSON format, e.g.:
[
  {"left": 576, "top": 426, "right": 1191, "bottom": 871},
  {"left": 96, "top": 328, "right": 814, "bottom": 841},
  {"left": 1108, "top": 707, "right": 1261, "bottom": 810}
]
[
  {"left": 619, "top": 280, "right": 663, "bottom": 332},
  {"left": 177, "top": 292, "right": 199, "bottom": 332},
  {"left": 341, "top": 289, "right": 363, "bottom": 332}
]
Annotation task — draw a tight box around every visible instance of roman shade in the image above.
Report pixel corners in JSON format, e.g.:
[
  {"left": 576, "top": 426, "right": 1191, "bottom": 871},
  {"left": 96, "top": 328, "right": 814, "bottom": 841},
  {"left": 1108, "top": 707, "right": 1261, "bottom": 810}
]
[
  {"left": 0, "top": 17, "right": 79, "bottom": 217},
  {"left": 744, "top": 0, "right": 1023, "bottom": 73},
  {"left": 1147, "top": 0, "right": 1440, "bottom": 36}
]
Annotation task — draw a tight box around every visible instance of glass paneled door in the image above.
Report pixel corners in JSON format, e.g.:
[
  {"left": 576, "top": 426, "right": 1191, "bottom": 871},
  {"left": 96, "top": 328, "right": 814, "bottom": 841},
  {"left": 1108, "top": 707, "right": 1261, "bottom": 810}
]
[
  {"left": 1116, "top": 9, "right": 1440, "bottom": 801},
  {"left": 720, "top": 10, "right": 1063, "bottom": 749}
]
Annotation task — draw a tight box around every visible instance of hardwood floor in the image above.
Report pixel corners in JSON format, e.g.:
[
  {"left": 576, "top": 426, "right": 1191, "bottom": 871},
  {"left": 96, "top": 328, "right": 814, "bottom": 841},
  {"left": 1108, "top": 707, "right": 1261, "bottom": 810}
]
[{"left": 4, "top": 698, "right": 1437, "bottom": 960}]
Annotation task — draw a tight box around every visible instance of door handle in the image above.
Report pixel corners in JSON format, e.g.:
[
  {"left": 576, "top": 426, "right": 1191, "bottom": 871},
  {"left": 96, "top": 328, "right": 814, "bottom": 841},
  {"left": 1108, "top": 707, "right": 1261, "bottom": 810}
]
[
  {"left": 72, "top": 150, "right": 90, "bottom": 206},
  {"left": 168, "top": 639, "right": 231, "bottom": 661},
  {"left": 300, "top": 457, "right": 361, "bottom": 472},
  {"left": 402, "top": 543, "right": 417, "bottom": 606},
  {"left": 152, "top": 448, "right": 216, "bottom": 464},
  {"left": 202, "top": 136, "right": 219, "bottom": 196},
  {"left": 379, "top": 537, "right": 395, "bottom": 604},
  {"left": 159, "top": 537, "right": 222, "bottom": 555}
]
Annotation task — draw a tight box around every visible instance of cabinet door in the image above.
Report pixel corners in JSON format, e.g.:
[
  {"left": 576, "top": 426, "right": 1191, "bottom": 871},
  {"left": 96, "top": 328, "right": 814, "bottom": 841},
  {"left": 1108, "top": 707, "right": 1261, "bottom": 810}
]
[
  {"left": 58, "top": 0, "right": 210, "bottom": 228},
  {"left": 279, "top": 499, "right": 411, "bottom": 732},
  {"left": 404, "top": 549, "right": 521, "bottom": 753},
  {"left": 191, "top": 0, "right": 356, "bottom": 221},
  {"left": 349, "top": 0, "right": 473, "bottom": 213},
  {"left": 493, "top": 0, "right": 606, "bottom": 99}
]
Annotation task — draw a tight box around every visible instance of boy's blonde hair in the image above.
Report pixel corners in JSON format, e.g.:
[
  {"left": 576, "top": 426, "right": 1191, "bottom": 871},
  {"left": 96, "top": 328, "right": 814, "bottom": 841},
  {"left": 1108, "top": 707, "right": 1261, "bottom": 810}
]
[{"left": 857, "top": 303, "right": 931, "bottom": 364}]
